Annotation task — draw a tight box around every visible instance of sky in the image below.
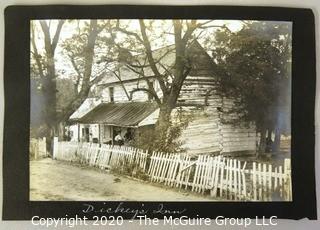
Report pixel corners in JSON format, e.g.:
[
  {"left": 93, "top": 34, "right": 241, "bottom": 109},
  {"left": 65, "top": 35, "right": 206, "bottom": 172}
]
[{"left": 30, "top": 19, "right": 291, "bottom": 82}]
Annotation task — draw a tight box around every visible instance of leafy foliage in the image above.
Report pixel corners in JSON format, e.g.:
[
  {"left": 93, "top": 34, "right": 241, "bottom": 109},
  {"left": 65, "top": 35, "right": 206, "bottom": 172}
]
[
  {"left": 132, "top": 110, "right": 193, "bottom": 153},
  {"left": 213, "top": 21, "right": 291, "bottom": 133}
]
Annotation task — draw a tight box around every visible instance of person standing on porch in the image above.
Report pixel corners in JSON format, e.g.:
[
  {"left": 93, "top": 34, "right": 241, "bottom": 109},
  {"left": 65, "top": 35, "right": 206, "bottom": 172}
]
[
  {"left": 124, "top": 128, "right": 133, "bottom": 143},
  {"left": 115, "top": 132, "right": 124, "bottom": 146}
]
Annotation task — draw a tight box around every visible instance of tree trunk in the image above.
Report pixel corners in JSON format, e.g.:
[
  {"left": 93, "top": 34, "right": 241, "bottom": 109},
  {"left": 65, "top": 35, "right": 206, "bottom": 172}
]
[
  {"left": 267, "top": 128, "right": 272, "bottom": 140},
  {"left": 156, "top": 104, "right": 173, "bottom": 133},
  {"left": 55, "top": 20, "right": 99, "bottom": 131},
  {"left": 57, "top": 122, "right": 66, "bottom": 141},
  {"left": 41, "top": 54, "right": 57, "bottom": 154},
  {"left": 273, "top": 127, "right": 281, "bottom": 152},
  {"left": 152, "top": 103, "right": 175, "bottom": 152},
  {"left": 258, "top": 126, "right": 267, "bottom": 155},
  {"left": 38, "top": 20, "right": 65, "bottom": 154}
]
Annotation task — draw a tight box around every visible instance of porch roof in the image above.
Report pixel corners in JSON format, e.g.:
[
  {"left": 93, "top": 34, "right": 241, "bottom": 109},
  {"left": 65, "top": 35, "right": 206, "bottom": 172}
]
[{"left": 75, "top": 102, "right": 159, "bottom": 127}]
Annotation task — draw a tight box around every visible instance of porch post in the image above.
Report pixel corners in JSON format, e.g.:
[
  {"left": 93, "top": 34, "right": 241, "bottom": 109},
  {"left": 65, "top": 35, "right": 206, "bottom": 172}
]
[
  {"left": 78, "top": 124, "right": 80, "bottom": 142},
  {"left": 53, "top": 137, "right": 58, "bottom": 159},
  {"left": 98, "top": 124, "right": 101, "bottom": 144},
  {"left": 111, "top": 126, "right": 114, "bottom": 145}
]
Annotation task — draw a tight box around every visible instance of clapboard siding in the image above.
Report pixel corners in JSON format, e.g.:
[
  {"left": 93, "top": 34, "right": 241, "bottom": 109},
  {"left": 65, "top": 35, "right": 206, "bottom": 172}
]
[
  {"left": 220, "top": 98, "right": 257, "bottom": 153},
  {"left": 179, "top": 106, "right": 221, "bottom": 155},
  {"left": 100, "top": 81, "right": 162, "bottom": 103}
]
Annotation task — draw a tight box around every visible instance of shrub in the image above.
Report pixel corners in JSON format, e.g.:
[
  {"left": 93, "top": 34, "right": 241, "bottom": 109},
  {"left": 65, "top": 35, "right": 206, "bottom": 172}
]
[{"left": 132, "top": 109, "right": 194, "bottom": 154}]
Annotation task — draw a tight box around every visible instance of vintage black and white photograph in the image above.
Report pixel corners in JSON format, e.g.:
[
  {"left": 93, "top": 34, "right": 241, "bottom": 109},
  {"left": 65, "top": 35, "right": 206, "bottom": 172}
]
[{"left": 29, "top": 19, "right": 292, "bottom": 202}]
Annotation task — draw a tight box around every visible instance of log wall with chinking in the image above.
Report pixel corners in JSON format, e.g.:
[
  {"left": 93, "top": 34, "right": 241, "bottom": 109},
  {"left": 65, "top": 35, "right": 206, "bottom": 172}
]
[{"left": 177, "top": 75, "right": 257, "bottom": 155}]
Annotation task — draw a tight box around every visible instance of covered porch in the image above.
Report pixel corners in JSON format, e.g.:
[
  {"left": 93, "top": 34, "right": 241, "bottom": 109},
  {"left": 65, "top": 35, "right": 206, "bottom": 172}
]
[{"left": 68, "top": 102, "right": 159, "bottom": 146}]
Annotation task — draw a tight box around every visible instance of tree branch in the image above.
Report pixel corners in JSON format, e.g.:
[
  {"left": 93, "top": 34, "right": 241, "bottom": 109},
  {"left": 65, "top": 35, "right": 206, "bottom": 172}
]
[
  {"left": 51, "top": 20, "right": 65, "bottom": 53},
  {"left": 69, "top": 55, "right": 83, "bottom": 80},
  {"left": 39, "top": 20, "right": 53, "bottom": 55},
  {"left": 127, "top": 47, "right": 175, "bottom": 68},
  {"left": 31, "top": 23, "right": 45, "bottom": 78},
  {"left": 113, "top": 25, "right": 144, "bottom": 43},
  {"left": 79, "top": 20, "right": 99, "bottom": 91},
  {"left": 129, "top": 88, "right": 161, "bottom": 105},
  {"left": 139, "top": 19, "right": 168, "bottom": 95},
  {"left": 182, "top": 20, "right": 197, "bottom": 44}
]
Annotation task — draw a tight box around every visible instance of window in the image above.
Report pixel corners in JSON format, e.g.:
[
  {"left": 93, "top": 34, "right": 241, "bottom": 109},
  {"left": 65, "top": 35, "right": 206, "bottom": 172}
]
[{"left": 109, "top": 87, "right": 114, "bottom": 102}]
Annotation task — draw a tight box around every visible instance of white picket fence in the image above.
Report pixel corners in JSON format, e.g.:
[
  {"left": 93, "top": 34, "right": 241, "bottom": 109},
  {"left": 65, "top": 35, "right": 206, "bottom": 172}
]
[
  {"left": 53, "top": 139, "right": 292, "bottom": 201},
  {"left": 148, "top": 153, "right": 292, "bottom": 201},
  {"left": 53, "top": 138, "right": 148, "bottom": 173},
  {"left": 30, "top": 137, "right": 47, "bottom": 160}
]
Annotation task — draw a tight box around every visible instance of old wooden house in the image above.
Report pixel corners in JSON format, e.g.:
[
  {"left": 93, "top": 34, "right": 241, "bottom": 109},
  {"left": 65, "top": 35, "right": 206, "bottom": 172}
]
[{"left": 68, "top": 40, "right": 257, "bottom": 155}]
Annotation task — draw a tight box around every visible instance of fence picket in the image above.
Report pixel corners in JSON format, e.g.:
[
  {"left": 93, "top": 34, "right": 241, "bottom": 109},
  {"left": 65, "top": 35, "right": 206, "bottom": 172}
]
[
  {"left": 284, "top": 159, "right": 292, "bottom": 201},
  {"left": 185, "top": 157, "right": 192, "bottom": 190},
  {"left": 198, "top": 156, "right": 206, "bottom": 193},
  {"left": 148, "top": 152, "right": 155, "bottom": 176},
  {"left": 236, "top": 160, "right": 240, "bottom": 200},
  {"left": 212, "top": 156, "right": 220, "bottom": 197},
  {"left": 191, "top": 157, "right": 200, "bottom": 192},
  {"left": 252, "top": 162, "right": 257, "bottom": 201},
  {"left": 219, "top": 158, "right": 226, "bottom": 197}
]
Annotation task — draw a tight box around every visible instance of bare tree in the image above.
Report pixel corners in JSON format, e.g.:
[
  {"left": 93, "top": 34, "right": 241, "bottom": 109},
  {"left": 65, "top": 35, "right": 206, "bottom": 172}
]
[
  {"left": 106, "top": 19, "right": 219, "bottom": 149},
  {"left": 31, "top": 20, "right": 65, "bottom": 147},
  {"left": 59, "top": 20, "right": 103, "bottom": 122}
]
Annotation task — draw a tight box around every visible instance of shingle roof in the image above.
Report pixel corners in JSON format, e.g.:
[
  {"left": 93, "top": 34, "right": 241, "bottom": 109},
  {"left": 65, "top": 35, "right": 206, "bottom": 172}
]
[
  {"left": 69, "top": 98, "right": 101, "bottom": 120},
  {"left": 76, "top": 102, "right": 159, "bottom": 127},
  {"left": 97, "top": 40, "right": 218, "bottom": 86}
]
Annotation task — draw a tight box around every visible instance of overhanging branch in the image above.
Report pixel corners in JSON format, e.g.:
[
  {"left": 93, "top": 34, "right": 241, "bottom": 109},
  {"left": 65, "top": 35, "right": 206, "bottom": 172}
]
[{"left": 129, "top": 88, "right": 162, "bottom": 105}]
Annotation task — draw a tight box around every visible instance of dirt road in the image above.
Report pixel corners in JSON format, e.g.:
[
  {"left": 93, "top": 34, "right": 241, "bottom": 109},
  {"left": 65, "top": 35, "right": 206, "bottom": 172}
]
[{"left": 30, "top": 158, "right": 213, "bottom": 201}]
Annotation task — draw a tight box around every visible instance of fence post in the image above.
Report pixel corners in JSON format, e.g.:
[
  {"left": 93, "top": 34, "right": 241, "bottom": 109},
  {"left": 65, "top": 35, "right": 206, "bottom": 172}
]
[
  {"left": 42, "top": 137, "right": 47, "bottom": 157},
  {"left": 34, "top": 139, "right": 39, "bottom": 160},
  {"left": 284, "top": 158, "right": 292, "bottom": 201},
  {"left": 53, "top": 137, "right": 58, "bottom": 159}
]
